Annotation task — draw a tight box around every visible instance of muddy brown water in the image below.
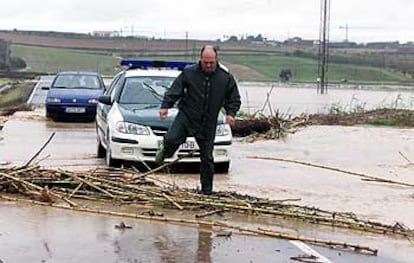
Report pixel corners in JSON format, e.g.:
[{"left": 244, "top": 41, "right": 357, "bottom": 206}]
[
  {"left": 1, "top": 118, "right": 413, "bottom": 262},
  {"left": 1, "top": 84, "right": 414, "bottom": 262},
  {"left": 1, "top": 116, "right": 413, "bottom": 228},
  {"left": 239, "top": 83, "right": 414, "bottom": 116}
]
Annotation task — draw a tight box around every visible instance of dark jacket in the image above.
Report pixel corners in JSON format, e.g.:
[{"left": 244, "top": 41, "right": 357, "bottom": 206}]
[{"left": 161, "top": 62, "right": 241, "bottom": 137}]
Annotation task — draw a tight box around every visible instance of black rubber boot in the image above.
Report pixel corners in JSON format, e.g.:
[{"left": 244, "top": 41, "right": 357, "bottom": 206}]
[
  {"left": 154, "top": 145, "right": 166, "bottom": 166},
  {"left": 200, "top": 160, "right": 214, "bottom": 195}
]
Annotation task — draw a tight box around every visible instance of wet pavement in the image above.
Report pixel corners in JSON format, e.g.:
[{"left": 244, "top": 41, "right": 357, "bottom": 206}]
[
  {"left": 0, "top": 201, "right": 316, "bottom": 263},
  {"left": 27, "top": 75, "right": 55, "bottom": 105},
  {"left": 1, "top": 199, "right": 413, "bottom": 263}
]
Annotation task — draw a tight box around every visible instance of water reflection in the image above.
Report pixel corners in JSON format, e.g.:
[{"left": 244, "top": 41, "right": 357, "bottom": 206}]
[
  {"left": 153, "top": 232, "right": 180, "bottom": 262},
  {"left": 197, "top": 225, "right": 213, "bottom": 263}
]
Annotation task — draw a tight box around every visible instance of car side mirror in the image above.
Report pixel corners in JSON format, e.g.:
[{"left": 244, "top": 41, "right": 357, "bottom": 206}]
[{"left": 98, "top": 95, "right": 112, "bottom": 105}]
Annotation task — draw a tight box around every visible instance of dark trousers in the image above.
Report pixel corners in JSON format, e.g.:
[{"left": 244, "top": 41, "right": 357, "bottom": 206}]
[{"left": 163, "top": 118, "right": 215, "bottom": 192}]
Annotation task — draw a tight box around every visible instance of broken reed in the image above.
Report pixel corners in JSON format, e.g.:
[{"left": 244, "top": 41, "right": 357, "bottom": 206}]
[{"left": 0, "top": 165, "right": 413, "bottom": 239}]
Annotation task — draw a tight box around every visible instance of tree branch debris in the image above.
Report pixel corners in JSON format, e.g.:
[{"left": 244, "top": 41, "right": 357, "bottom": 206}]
[{"left": 1, "top": 164, "right": 413, "bottom": 256}]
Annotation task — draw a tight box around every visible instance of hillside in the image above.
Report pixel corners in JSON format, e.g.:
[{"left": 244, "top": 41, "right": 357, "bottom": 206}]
[
  {"left": 0, "top": 30, "right": 269, "bottom": 52},
  {"left": 2, "top": 30, "right": 414, "bottom": 84}
]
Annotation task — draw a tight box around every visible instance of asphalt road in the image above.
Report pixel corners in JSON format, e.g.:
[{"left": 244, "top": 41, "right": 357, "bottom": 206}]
[{"left": 27, "top": 75, "right": 54, "bottom": 105}]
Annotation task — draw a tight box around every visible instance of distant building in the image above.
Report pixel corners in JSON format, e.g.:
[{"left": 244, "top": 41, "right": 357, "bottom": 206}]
[
  {"left": 264, "top": 40, "right": 282, "bottom": 47},
  {"left": 283, "top": 37, "right": 315, "bottom": 47},
  {"left": 398, "top": 42, "right": 414, "bottom": 53},
  {"left": 365, "top": 41, "right": 400, "bottom": 49},
  {"left": 328, "top": 41, "right": 358, "bottom": 48},
  {"left": 92, "top": 31, "right": 119, "bottom": 38}
]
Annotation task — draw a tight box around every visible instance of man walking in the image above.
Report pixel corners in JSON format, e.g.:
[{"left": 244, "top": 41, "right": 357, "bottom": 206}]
[{"left": 156, "top": 45, "right": 241, "bottom": 194}]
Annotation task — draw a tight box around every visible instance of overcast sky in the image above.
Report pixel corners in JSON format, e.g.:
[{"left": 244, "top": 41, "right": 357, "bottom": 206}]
[{"left": 1, "top": 0, "right": 413, "bottom": 43}]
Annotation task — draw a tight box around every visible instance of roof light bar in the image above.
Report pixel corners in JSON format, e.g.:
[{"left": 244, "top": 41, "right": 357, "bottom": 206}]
[{"left": 120, "top": 59, "right": 195, "bottom": 70}]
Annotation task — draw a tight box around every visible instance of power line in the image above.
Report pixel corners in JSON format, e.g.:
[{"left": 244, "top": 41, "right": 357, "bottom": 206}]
[{"left": 339, "top": 24, "right": 380, "bottom": 42}]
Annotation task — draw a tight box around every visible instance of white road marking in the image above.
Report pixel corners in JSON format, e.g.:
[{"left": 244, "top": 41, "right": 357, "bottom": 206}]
[
  {"left": 289, "top": 240, "right": 333, "bottom": 263},
  {"left": 27, "top": 79, "right": 40, "bottom": 104},
  {"left": 28, "top": 75, "right": 54, "bottom": 105}
]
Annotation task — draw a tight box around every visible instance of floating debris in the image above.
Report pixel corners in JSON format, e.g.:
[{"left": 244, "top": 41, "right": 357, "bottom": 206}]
[
  {"left": 114, "top": 222, "right": 132, "bottom": 230},
  {"left": 1, "top": 164, "right": 411, "bottom": 256}
]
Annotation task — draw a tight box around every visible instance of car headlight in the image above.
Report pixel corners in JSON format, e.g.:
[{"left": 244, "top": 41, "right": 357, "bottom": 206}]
[
  {"left": 216, "top": 124, "right": 231, "bottom": 136},
  {"left": 88, "top": 98, "right": 99, "bottom": 104},
  {"left": 116, "top": 121, "right": 150, "bottom": 135},
  {"left": 46, "top": 97, "right": 61, "bottom": 103}
]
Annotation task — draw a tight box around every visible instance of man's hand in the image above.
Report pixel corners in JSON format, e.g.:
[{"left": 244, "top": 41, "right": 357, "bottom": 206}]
[
  {"left": 159, "top": 108, "right": 168, "bottom": 120},
  {"left": 225, "top": 115, "right": 235, "bottom": 126}
]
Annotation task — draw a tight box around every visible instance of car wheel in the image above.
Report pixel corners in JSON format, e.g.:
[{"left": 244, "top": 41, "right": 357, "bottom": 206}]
[
  {"left": 215, "top": 162, "right": 230, "bottom": 173},
  {"left": 96, "top": 135, "right": 105, "bottom": 158},
  {"left": 46, "top": 110, "right": 55, "bottom": 121},
  {"left": 105, "top": 143, "right": 121, "bottom": 167}
]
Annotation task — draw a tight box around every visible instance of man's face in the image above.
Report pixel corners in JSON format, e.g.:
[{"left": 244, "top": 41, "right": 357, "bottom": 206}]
[{"left": 200, "top": 50, "right": 217, "bottom": 74}]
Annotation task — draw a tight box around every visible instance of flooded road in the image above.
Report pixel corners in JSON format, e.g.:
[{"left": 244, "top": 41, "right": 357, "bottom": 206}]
[
  {"left": 1, "top": 200, "right": 413, "bottom": 263},
  {"left": 28, "top": 76, "right": 414, "bottom": 116},
  {"left": 161, "top": 125, "right": 414, "bottom": 226},
  {"left": 1, "top": 81, "right": 414, "bottom": 262},
  {"left": 1, "top": 115, "right": 413, "bottom": 262},
  {"left": 4, "top": 202, "right": 292, "bottom": 263},
  {"left": 239, "top": 83, "right": 414, "bottom": 116},
  {"left": 1, "top": 113, "right": 413, "bottom": 228}
]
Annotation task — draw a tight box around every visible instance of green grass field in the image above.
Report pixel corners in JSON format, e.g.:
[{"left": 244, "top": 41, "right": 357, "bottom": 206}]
[
  {"left": 222, "top": 53, "right": 411, "bottom": 83},
  {"left": 11, "top": 45, "right": 119, "bottom": 75},
  {"left": 0, "top": 81, "right": 34, "bottom": 107},
  {"left": 10, "top": 44, "right": 413, "bottom": 84}
]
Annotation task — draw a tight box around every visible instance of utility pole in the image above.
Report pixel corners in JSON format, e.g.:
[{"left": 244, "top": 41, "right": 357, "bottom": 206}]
[
  {"left": 339, "top": 24, "right": 379, "bottom": 42},
  {"left": 192, "top": 42, "right": 196, "bottom": 61},
  {"left": 317, "top": 0, "right": 331, "bottom": 94},
  {"left": 5, "top": 42, "right": 10, "bottom": 70},
  {"left": 0, "top": 40, "right": 11, "bottom": 71},
  {"left": 185, "top": 31, "right": 189, "bottom": 60},
  {"left": 339, "top": 24, "right": 349, "bottom": 42}
]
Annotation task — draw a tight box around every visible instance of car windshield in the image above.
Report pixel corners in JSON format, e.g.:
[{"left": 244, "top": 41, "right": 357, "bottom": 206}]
[
  {"left": 53, "top": 74, "right": 102, "bottom": 89},
  {"left": 119, "top": 76, "right": 175, "bottom": 104}
]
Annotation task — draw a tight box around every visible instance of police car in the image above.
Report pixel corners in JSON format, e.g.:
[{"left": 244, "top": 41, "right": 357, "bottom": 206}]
[{"left": 96, "top": 59, "right": 233, "bottom": 171}]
